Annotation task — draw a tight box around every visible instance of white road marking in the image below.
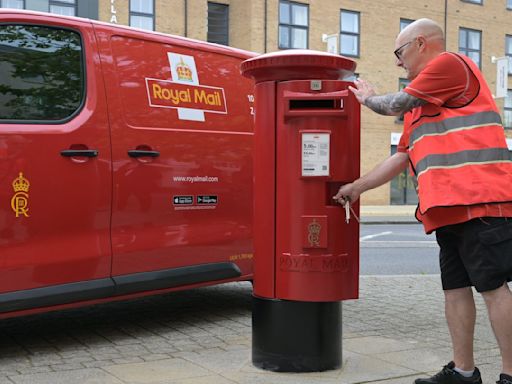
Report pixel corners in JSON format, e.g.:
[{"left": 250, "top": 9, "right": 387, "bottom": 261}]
[
  {"left": 360, "top": 231, "right": 393, "bottom": 241},
  {"left": 361, "top": 240, "right": 438, "bottom": 248}
]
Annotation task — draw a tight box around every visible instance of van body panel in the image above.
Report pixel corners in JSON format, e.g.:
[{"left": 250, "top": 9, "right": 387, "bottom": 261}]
[
  {"left": 0, "top": 13, "right": 112, "bottom": 293},
  {"left": 93, "top": 24, "right": 255, "bottom": 278}
]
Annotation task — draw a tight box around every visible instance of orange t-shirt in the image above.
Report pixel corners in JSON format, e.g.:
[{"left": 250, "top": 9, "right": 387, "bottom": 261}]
[{"left": 398, "top": 52, "right": 512, "bottom": 233}]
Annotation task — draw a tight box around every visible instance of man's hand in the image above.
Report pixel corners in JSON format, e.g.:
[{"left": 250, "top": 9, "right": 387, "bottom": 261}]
[
  {"left": 348, "top": 78, "right": 376, "bottom": 106},
  {"left": 333, "top": 183, "right": 361, "bottom": 206},
  {"left": 349, "top": 79, "right": 427, "bottom": 116}
]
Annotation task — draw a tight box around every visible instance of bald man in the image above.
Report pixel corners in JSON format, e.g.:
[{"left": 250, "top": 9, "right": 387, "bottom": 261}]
[{"left": 334, "top": 18, "right": 512, "bottom": 384}]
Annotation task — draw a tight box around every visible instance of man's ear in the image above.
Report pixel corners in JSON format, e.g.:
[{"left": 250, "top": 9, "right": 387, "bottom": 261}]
[{"left": 417, "top": 35, "right": 427, "bottom": 51}]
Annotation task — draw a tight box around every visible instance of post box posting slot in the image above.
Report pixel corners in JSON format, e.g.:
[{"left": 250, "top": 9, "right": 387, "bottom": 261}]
[{"left": 284, "top": 90, "right": 348, "bottom": 118}]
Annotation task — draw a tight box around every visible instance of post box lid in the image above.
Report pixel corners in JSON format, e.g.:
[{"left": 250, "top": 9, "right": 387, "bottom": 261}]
[{"left": 240, "top": 50, "right": 357, "bottom": 83}]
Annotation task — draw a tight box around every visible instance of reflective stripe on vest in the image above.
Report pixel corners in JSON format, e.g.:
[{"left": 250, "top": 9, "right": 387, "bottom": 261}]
[
  {"left": 409, "top": 110, "right": 503, "bottom": 150},
  {"left": 415, "top": 147, "right": 512, "bottom": 178}
]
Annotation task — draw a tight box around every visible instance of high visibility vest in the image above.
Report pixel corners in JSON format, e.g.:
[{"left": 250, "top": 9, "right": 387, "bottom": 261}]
[{"left": 405, "top": 53, "right": 512, "bottom": 215}]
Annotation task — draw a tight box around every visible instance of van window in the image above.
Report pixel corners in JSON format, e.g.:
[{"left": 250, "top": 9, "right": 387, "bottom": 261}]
[{"left": 0, "top": 24, "right": 83, "bottom": 122}]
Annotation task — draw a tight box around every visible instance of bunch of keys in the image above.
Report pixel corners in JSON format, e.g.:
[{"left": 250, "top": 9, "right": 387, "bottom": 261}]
[{"left": 344, "top": 197, "right": 351, "bottom": 224}]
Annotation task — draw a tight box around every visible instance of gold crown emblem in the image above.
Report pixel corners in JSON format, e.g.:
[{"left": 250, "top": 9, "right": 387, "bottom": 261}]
[
  {"left": 176, "top": 57, "right": 193, "bottom": 82},
  {"left": 307, "top": 219, "right": 321, "bottom": 247},
  {"left": 308, "top": 219, "right": 321, "bottom": 235},
  {"left": 12, "top": 172, "right": 30, "bottom": 193}
]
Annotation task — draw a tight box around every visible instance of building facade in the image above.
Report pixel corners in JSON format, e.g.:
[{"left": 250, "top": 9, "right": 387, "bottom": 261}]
[{"left": 2, "top": 0, "right": 511, "bottom": 205}]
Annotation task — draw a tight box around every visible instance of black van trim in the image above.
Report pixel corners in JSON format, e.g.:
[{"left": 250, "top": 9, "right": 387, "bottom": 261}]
[
  {"left": 112, "top": 262, "right": 242, "bottom": 295},
  {"left": 0, "top": 22, "right": 87, "bottom": 125},
  {"left": 0, "top": 262, "right": 242, "bottom": 313}
]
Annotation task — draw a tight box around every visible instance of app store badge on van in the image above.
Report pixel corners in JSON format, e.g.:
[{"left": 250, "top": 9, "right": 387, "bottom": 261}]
[{"left": 145, "top": 53, "right": 227, "bottom": 122}]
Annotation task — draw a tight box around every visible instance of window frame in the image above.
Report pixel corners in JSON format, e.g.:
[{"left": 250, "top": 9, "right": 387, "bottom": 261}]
[
  {"left": 508, "top": 0, "right": 512, "bottom": 10},
  {"left": 339, "top": 9, "right": 360, "bottom": 58},
  {"left": 399, "top": 18, "right": 414, "bottom": 32},
  {"left": 505, "top": 89, "right": 512, "bottom": 130},
  {"left": 278, "top": 0, "right": 309, "bottom": 50},
  {"left": 0, "top": 22, "right": 86, "bottom": 124},
  {"left": 49, "top": 0, "right": 77, "bottom": 16},
  {"left": 207, "top": 2, "right": 229, "bottom": 46},
  {"left": 129, "top": 0, "right": 155, "bottom": 31},
  {"left": 506, "top": 35, "right": 512, "bottom": 75},
  {"left": 459, "top": 27, "right": 482, "bottom": 69},
  {"left": 461, "top": 0, "right": 483, "bottom": 4},
  {"left": 0, "top": 0, "right": 25, "bottom": 8}
]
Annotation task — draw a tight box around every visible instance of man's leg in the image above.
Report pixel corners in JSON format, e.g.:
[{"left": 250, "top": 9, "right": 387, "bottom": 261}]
[
  {"left": 480, "top": 283, "right": 512, "bottom": 375},
  {"left": 445, "top": 287, "right": 476, "bottom": 370}
]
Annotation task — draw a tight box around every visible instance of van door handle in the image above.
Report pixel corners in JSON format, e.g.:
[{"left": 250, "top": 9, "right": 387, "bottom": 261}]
[
  {"left": 60, "top": 149, "right": 99, "bottom": 157},
  {"left": 128, "top": 150, "right": 160, "bottom": 158}
]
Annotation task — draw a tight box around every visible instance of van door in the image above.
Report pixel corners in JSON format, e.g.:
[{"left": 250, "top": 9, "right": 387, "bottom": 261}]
[
  {"left": 0, "top": 15, "right": 112, "bottom": 310},
  {"left": 94, "top": 26, "right": 254, "bottom": 291}
]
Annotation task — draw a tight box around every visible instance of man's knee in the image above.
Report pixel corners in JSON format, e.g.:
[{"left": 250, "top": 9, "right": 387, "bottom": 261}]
[
  {"left": 444, "top": 286, "right": 473, "bottom": 303},
  {"left": 480, "top": 283, "right": 510, "bottom": 304}
]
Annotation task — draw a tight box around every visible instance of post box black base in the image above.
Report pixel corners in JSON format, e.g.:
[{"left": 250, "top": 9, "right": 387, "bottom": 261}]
[{"left": 252, "top": 295, "right": 342, "bottom": 372}]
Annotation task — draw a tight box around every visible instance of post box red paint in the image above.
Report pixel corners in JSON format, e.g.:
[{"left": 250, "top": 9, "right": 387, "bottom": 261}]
[{"left": 241, "top": 50, "right": 360, "bottom": 372}]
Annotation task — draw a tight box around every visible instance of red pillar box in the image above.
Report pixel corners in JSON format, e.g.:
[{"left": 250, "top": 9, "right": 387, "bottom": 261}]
[{"left": 241, "top": 50, "right": 360, "bottom": 372}]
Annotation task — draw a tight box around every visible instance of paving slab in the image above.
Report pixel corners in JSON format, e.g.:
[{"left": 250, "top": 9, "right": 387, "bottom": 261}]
[
  {"left": 343, "top": 335, "right": 420, "bottom": 355},
  {"left": 9, "top": 368, "right": 123, "bottom": 384},
  {"left": 223, "top": 371, "right": 342, "bottom": 384},
  {"left": 373, "top": 347, "right": 453, "bottom": 373},
  {"left": 102, "top": 358, "right": 210, "bottom": 384},
  {"left": 335, "top": 350, "right": 418, "bottom": 383},
  {"left": 178, "top": 348, "right": 251, "bottom": 374}
]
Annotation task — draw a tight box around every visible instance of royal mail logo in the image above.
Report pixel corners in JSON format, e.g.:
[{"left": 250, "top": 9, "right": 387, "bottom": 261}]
[
  {"left": 145, "top": 53, "right": 227, "bottom": 122},
  {"left": 147, "top": 79, "right": 227, "bottom": 113}
]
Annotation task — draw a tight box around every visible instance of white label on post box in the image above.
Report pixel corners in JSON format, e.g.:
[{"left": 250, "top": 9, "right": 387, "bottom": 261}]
[{"left": 302, "top": 133, "right": 330, "bottom": 177}]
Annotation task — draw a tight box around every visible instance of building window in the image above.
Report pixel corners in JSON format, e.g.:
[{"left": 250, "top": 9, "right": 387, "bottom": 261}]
[
  {"left": 344, "top": 72, "right": 359, "bottom": 82},
  {"left": 390, "top": 145, "right": 418, "bottom": 205},
  {"left": 396, "top": 78, "right": 410, "bottom": 123},
  {"left": 340, "top": 10, "right": 359, "bottom": 57},
  {"left": 130, "top": 0, "right": 154, "bottom": 31},
  {"left": 278, "top": 1, "right": 308, "bottom": 49},
  {"left": 400, "top": 18, "right": 414, "bottom": 31},
  {"left": 507, "top": 35, "right": 512, "bottom": 75},
  {"left": 49, "top": 0, "right": 76, "bottom": 16},
  {"left": 505, "top": 90, "right": 512, "bottom": 130},
  {"left": 1, "top": 0, "right": 24, "bottom": 8},
  {"left": 207, "top": 2, "right": 229, "bottom": 46},
  {"left": 459, "top": 27, "right": 481, "bottom": 68},
  {"left": 508, "top": 0, "right": 512, "bottom": 9},
  {"left": 0, "top": 24, "right": 84, "bottom": 121},
  {"left": 461, "top": 0, "right": 482, "bottom": 3}
]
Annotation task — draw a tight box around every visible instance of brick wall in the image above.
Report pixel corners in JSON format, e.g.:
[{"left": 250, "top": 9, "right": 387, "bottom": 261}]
[{"left": 97, "top": 0, "right": 512, "bottom": 205}]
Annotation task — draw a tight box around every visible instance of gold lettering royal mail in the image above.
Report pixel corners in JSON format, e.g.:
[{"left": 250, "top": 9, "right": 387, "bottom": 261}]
[{"left": 11, "top": 172, "right": 30, "bottom": 218}]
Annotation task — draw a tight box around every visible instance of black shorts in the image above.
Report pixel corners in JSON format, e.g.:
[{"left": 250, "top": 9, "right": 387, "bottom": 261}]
[{"left": 435, "top": 217, "right": 512, "bottom": 292}]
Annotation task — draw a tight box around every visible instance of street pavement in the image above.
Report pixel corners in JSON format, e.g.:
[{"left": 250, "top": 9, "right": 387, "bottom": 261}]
[{"left": 0, "top": 206, "right": 504, "bottom": 384}]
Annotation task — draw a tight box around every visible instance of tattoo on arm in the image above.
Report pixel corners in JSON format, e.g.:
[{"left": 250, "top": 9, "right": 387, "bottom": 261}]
[{"left": 365, "top": 91, "right": 426, "bottom": 116}]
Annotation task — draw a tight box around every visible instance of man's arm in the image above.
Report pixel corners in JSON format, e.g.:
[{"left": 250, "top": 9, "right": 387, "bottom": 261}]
[
  {"left": 333, "top": 152, "right": 409, "bottom": 205},
  {"left": 348, "top": 79, "right": 427, "bottom": 116},
  {"left": 365, "top": 91, "right": 426, "bottom": 116}
]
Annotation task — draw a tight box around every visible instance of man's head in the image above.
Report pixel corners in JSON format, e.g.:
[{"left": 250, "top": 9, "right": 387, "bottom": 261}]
[{"left": 394, "top": 18, "right": 445, "bottom": 80}]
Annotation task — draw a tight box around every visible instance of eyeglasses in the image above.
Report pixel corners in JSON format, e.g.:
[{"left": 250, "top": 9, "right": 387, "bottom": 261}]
[{"left": 394, "top": 39, "right": 414, "bottom": 60}]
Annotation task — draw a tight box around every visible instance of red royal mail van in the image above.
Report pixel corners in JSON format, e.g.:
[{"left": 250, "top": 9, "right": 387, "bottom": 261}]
[{"left": 0, "top": 9, "right": 256, "bottom": 319}]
